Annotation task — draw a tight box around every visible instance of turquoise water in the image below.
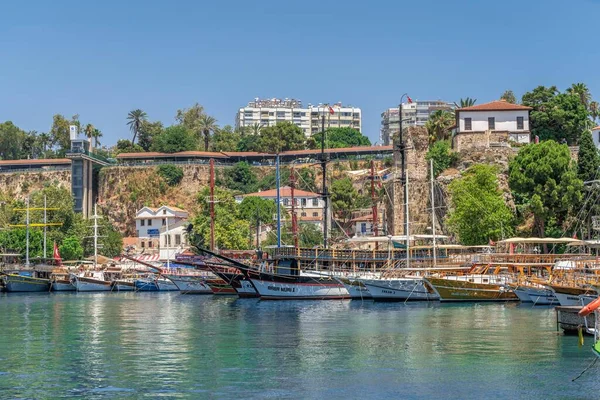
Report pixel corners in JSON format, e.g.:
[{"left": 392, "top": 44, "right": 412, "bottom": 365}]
[{"left": 0, "top": 293, "right": 598, "bottom": 399}]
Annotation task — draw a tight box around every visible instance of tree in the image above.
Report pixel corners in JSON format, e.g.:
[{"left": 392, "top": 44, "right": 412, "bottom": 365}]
[
  {"left": 424, "top": 110, "right": 455, "bottom": 143},
  {"left": 0, "top": 121, "right": 27, "bottom": 160},
  {"left": 500, "top": 90, "right": 517, "bottom": 104},
  {"left": 113, "top": 139, "right": 144, "bottom": 155},
  {"left": 157, "top": 165, "right": 184, "bottom": 186},
  {"left": 190, "top": 187, "right": 250, "bottom": 250},
  {"left": 126, "top": 109, "right": 148, "bottom": 145},
  {"left": 211, "top": 125, "right": 241, "bottom": 152},
  {"left": 509, "top": 141, "right": 583, "bottom": 237},
  {"left": 590, "top": 101, "right": 600, "bottom": 123},
  {"left": 59, "top": 236, "right": 84, "bottom": 261},
  {"left": 255, "top": 121, "right": 306, "bottom": 153},
  {"left": 577, "top": 130, "right": 600, "bottom": 183},
  {"left": 219, "top": 162, "right": 258, "bottom": 193},
  {"left": 198, "top": 114, "right": 218, "bottom": 151},
  {"left": 91, "top": 128, "right": 103, "bottom": 148},
  {"left": 49, "top": 114, "right": 74, "bottom": 154},
  {"left": 459, "top": 97, "right": 477, "bottom": 108},
  {"left": 522, "top": 85, "right": 590, "bottom": 144},
  {"left": 309, "top": 127, "right": 371, "bottom": 149},
  {"left": 567, "top": 83, "right": 592, "bottom": 109},
  {"left": 263, "top": 222, "right": 323, "bottom": 248},
  {"left": 176, "top": 103, "right": 204, "bottom": 129},
  {"left": 330, "top": 177, "right": 369, "bottom": 230},
  {"left": 138, "top": 120, "right": 163, "bottom": 151},
  {"left": 425, "top": 140, "right": 459, "bottom": 177},
  {"left": 151, "top": 125, "right": 198, "bottom": 153},
  {"left": 447, "top": 164, "right": 514, "bottom": 245},
  {"left": 257, "top": 167, "right": 317, "bottom": 193},
  {"left": 239, "top": 196, "right": 277, "bottom": 246},
  {"left": 249, "top": 122, "right": 263, "bottom": 136}
]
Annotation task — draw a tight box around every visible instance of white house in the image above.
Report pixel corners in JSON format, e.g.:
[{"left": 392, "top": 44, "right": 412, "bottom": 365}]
[
  {"left": 350, "top": 214, "right": 375, "bottom": 237},
  {"left": 159, "top": 220, "right": 189, "bottom": 261},
  {"left": 135, "top": 206, "right": 189, "bottom": 250},
  {"left": 592, "top": 126, "right": 600, "bottom": 149},
  {"left": 454, "top": 100, "right": 532, "bottom": 150}
]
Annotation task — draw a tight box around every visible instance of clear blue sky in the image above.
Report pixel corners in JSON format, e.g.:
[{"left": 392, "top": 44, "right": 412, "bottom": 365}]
[{"left": 1, "top": 0, "right": 599, "bottom": 146}]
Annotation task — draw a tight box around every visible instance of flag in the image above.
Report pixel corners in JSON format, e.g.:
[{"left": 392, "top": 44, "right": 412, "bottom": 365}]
[
  {"left": 53, "top": 242, "right": 62, "bottom": 266},
  {"left": 488, "top": 239, "right": 496, "bottom": 246},
  {"left": 573, "top": 233, "right": 578, "bottom": 239},
  {"left": 328, "top": 106, "right": 334, "bottom": 115},
  {"left": 406, "top": 96, "right": 413, "bottom": 103}
]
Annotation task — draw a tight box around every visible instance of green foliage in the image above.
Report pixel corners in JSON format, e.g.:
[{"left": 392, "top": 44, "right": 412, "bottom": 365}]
[
  {"left": 500, "top": 90, "right": 517, "bottom": 104},
  {"left": 309, "top": 127, "right": 371, "bottom": 149},
  {"left": 257, "top": 167, "right": 317, "bottom": 193},
  {"left": 330, "top": 177, "right": 369, "bottom": 226},
  {"left": 151, "top": 126, "right": 198, "bottom": 153},
  {"left": 238, "top": 197, "right": 277, "bottom": 226},
  {"left": 0, "top": 121, "right": 28, "bottom": 160},
  {"left": 190, "top": 187, "right": 250, "bottom": 250},
  {"left": 59, "top": 236, "right": 84, "bottom": 261},
  {"left": 459, "top": 98, "right": 476, "bottom": 108},
  {"left": 198, "top": 114, "right": 218, "bottom": 152},
  {"left": 577, "top": 130, "right": 600, "bottom": 182},
  {"left": 127, "top": 109, "right": 148, "bottom": 145},
  {"left": 211, "top": 125, "right": 241, "bottom": 152},
  {"left": 255, "top": 122, "right": 306, "bottom": 153},
  {"left": 425, "top": 110, "right": 455, "bottom": 143},
  {"left": 156, "top": 165, "right": 184, "bottom": 186},
  {"left": 113, "top": 139, "right": 144, "bottom": 155},
  {"left": 447, "top": 164, "right": 514, "bottom": 245},
  {"left": 219, "top": 162, "right": 258, "bottom": 193},
  {"left": 263, "top": 222, "right": 323, "bottom": 248},
  {"left": 138, "top": 120, "right": 164, "bottom": 151},
  {"left": 50, "top": 114, "right": 77, "bottom": 155},
  {"left": 426, "top": 140, "right": 459, "bottom": 177},
  {"left": 509, "top": 141, "right": 583, "bottom": 236},
  {"left": 521, "top": 85, "right": 590, "bottom": 144}
]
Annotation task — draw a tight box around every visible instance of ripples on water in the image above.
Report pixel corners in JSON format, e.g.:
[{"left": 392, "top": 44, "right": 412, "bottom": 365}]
[{"left": 0, "top": 293, "right": 598, "bottom": 399}]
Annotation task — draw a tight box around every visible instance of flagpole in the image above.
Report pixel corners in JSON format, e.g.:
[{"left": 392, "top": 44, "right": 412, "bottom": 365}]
[{"left": 43, "top": 195, "right": 47, "bottom": 260}]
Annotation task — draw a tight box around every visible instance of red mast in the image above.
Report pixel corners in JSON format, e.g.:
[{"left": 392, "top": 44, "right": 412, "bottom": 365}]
[
  {"left": 290, "top": 167, "right": 299, "bottom": 249},
  {"left": 209, "top": 158, "right": 215, "bottom": 251},
  {"left": 371, "top": 160, "right": 379, "bottom": 238}
]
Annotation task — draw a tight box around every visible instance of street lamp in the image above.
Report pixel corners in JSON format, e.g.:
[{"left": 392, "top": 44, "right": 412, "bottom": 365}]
[{"left": 396, "top": 93, "right": 412, "bottom": 238}]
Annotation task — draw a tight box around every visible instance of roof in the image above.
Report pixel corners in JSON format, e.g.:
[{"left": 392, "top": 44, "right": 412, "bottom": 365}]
[
  {"left": 116, "top": 151, "right": 228, "bottom": 159},
  {"left": 280, "top": 145, "right": 392, "bottom": 157},
  {"left": 243, "top": 186, "right": 321, "bottom": 198},
  {"left": 350, "top": 214, "right": 374, "bottom": 222},
  {"left": 0, "top": 158, "right": 71, "bottom": 166},
  {"left": 457, "top": 100, "right": 532, "bottom": 112},
  {"left": 593, "top": 126, "right": 600, "bottom": 131},
  {"left": 122, "top": 237, "right": 138, "bottom": 246}
]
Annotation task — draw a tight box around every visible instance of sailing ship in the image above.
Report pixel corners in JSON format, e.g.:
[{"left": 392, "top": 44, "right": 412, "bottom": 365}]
[
  {"left": 207, "top": 265, "right": 258, "bottom": 298},
  {"left": 425, "top": 272, "right": 518, "bottom": 302}
]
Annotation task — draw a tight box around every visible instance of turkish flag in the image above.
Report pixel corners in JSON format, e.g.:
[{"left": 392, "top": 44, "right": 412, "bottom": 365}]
[
  {"left": 407, "top": 96, "right": 413, "bottom": 103},
  {"left": 328, "top": 106, "right": 335, "bottom": 115},
  {"left": 53, "top": 242, "right": 62, "bottom": 266}
]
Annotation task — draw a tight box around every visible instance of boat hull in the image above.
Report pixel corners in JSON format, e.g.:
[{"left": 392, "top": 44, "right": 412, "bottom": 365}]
[
  {"left": 206, "top": 279, "right": 237, "bottom": 295},
  {"left": 113, "top": 281, "right": 135, "bottom": 291},
  {"left": 73, "top": 277, "right": 112, "bottom": 292},
  {"left": 51, "top": 280, "right": 76, "bottom": 292},
  {"left": 211, "top": 271, "right": 258, "bottom": 298},
  {"left": 361, "top": 278, "right": 438, "bottom": 301},
  {"left": 425, "top": 277, "right": 518, "bottom": 302},
  {"left": 525, "top": 287, "right": 558, "bottom": 305},
  {"left": 3, "top": 275, "right": 50, "bottom": 292},
  {"left": 337, "top": 277, "right": 372, "bottom": 299},
  {"left": 157, "top": 279, "right": 179, "bottom": 292},
  {"left": 247, "top": 271, "right": 350, "bottom": 300},
  {"left": 548, "top": 285, "right": 597, "bottom": 306},
  {"left": 163, "top": 275, "right": 212, "bottom": 294},
  {"left": 135, "top": 279, "right": 159, "bottom": 291}
]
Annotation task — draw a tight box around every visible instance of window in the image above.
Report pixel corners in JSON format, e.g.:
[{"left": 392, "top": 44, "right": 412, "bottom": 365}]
[
  {"left": 361, "top": 223, "right": 367, "bottom": 233},
  {"left": 141, "top": 219, "right": 145, "bottom": 226},
  {"left": 283, "top": 198, "right": 289, "bottom": 206},
  {"left": 163, "top": 209, "right": 166, "bottom": 215},
  {"left": 488, "top": 117, "right": 495, "bottom": 130},
  {"left": 175, "top": 234, "right": 181, "bottom": 245},
  {"left": 147, "top": 219, "right": 152, "bottom": 226},
  {"left": 301, "top": 212, "right": 307, "bottom": 217},
  {"left": 141, "top": 241, "right": 145, "bottom": 248},
  {"left": 162, "top": 218, "right": 166, "bottom": 226},
  {"left": 277, "top": 111, "right": 286, "bottom": 118},
  {"left": 464, "top": 118, "right": 472, "bottom": 131},
  {"left": 301, "top": 198, "right": 307, "bottom": 207},
  {"left": 312, "top": 198, "right": 318, "bottom": 206},
  {"left": 149, "top": 241, "right": 153, "bottom": 248},
  {"left": 164, "top": 235, "right": 171, "bottom": 247},
  {"left": 312, "top": 212, "right": 318, "bottom": 217},
  {"left": 517, "top": 116, "right": 524, "bottom": 130}
]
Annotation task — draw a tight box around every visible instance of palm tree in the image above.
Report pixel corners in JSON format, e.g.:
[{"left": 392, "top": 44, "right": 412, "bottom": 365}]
[
  {"left": 249, "top": 122, "right": 263, "bottom": 136},
  {"left": 38, "top": 132, "right": 51, "bottom": 155},
  {"left": 198, "top": 115, "right": 218, "bottom": 151},
  {"left": 425, "top": 110, "right": 455, "bottom": 143},
  {"left": 500, "top": 90, "right": 517, "bottom": 104},
  {"left": 84, "top": 123, "right": 94, "bottom": 142},
  {"left": 459, "top": 97, "right": 477, "bottom": 108},
  {"left": 590, "top": 101, "right": 599, "bottom": 123},
  {"left": 567, "top": 83, "right": 591, "bottom": 109},
  {"left": 91, "top": 128, "right": 103, "bottom": 148},
  {"left": 127, "top": 109, "right": 148, "bottom": 146}
]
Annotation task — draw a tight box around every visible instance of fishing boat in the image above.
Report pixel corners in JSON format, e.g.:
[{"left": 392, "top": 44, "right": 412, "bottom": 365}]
[
  {"left": 546, "top": 283, "right": 597, "bottom": 306},
  {"left": 71, "top": 270, "right": 113, "bottom": 292},
  {"left": 1, "top": 269, "right": 51, "bottom": 292},
  {"left": 207, "top": 264, "right": 258, "bottom": 298},
  {"left": 336, "top": 276, "right": 372, "bottom": 299},
  {"left": 112, "top": 278, "right": 136, "bottom": 291},
  {"left": 424, "top": 274, "right": 518, "bottom": 302},
  {"left": 360, "top": 277, "right": 438, "bottom": 301},
  {"left": 50, "top": 271, "right": 76, "bottom": 292}
]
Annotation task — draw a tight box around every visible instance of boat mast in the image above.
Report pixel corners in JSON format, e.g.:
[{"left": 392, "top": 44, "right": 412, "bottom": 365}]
[
  {"left": 166, "top": 212, "right": 170, "bottom": 269},
  {"left": 25, "top": 196, "right": 30, "bottom": 267},
  {"left": 405, "top": 167, "right": 410, "bottom": 269},
  {"left": 92, "top": 204, "right": 98, "bottom": 268},
  {"left": 43, "top": 195, "right": 47, "bottom": 259},
  {"left": 321, "top": 111, "right": 328, "bottom": 249},
  {"left": 430, "top": 158, "right": 436, "bottom": 268},
  {"left": 290, "top": 167, "right": 299, "bottom": 249},
  {"left": 371, "top": 160, "right": 378, "bottom": 238},
  {"left": 276, "top": 152, "right": 281, "bottom": 247},
  {"left": 209, "top": 158, "right": 215, "bottom": 252}
]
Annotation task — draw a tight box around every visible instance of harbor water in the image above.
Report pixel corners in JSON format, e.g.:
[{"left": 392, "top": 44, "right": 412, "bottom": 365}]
[{"left": 1, "top": 293, "right": 599, "bottom": 399}]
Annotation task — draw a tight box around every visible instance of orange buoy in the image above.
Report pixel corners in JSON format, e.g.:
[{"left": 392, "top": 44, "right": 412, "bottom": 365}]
[{"left": 578, "top": 296, "right": 600, "bottom": 317}]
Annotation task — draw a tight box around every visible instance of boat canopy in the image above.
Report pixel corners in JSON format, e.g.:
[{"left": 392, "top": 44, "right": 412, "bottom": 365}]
[
  {"left": 347, "top": 234, "right": 449, "bottom": 243},
  {"left": 498, "top": 237, "right": 586, "bottom": 245}
]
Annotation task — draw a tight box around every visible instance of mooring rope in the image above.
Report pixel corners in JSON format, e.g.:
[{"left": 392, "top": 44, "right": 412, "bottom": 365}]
[{"left": 572, "top": 356, "right": 599, "bottom": 382}]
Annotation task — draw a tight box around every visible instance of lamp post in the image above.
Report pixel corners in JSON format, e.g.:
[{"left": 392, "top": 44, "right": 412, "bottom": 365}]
[{"left": 396, "top": 93, "right": 412, "bottom": 238}]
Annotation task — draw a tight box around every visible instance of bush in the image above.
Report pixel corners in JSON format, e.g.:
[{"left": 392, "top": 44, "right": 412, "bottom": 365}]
[
  {"left": 426, "top": 140, "right": 459, "bottom": 177},
  {"left": 157, "top": 165, "right": 184, "bottom": 186}
]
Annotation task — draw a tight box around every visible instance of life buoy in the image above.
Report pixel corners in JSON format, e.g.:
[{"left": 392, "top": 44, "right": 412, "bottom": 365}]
[{"left": 578, "top": 296, "right": 600, "bottom": 317}]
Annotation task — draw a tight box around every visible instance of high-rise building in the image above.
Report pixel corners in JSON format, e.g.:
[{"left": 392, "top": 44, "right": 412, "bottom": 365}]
[
  {"left": 236, "top": 98, "right": 362, "bottom": 137},
  {"left": 380, "top": 100, "right": 454, "bottom": 145}
]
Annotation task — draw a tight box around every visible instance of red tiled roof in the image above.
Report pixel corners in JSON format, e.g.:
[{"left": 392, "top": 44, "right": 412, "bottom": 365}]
[
  {"left": 457, "top": 100, "right": 532, "bottom": 112},
  {"left": 116, "top": 151, "right": 227, "bottom": 159},
  {"left": 281, "top": 145, "right": 392, "bottom": 156},
  {"left": 243, "top": 186, "right": 321, "bottom": 198},
  {"left": 350, "top": 214, "right": 374, "bottom": 222},
  {"left": 0, "top": 158, "right": 71, "bottom": 166}
]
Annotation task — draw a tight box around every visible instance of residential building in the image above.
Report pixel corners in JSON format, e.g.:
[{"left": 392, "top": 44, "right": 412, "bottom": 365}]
[
  {"left": 453, "top": 100, "right": 532, "bottom": 151},
  {"left": 159, "top": 220, "right": 189, "bottom": 261},
  {"left": 236, "top": 98, "right": 362, "bottom": 137},
  {"left": 236, "top": 186, "right": 324, "bottom": 227},
  {"left": 380, "top": 100, "right": 454, "bottom": 145},
  {"left": 592, "top": 125, "right": 600, "bottom": 149},
  {"left": 135, "top": 206, "right": 189, "bottom": 250}
]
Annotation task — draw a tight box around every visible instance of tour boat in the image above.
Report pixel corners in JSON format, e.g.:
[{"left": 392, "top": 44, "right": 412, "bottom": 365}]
[
  {"left": 50, "top": 276, "right": 76, "bottom": 291},
  {"left": 424, "top": 275, "right": 518, "bottom": 302},
  {"left": 163, "top": 274, "right": 213, "bottom": 294},
  {"left": 71, "top": 271, "right": 113, "bottom": 292},
  {"left": 511, "top": 284, "right": 558, "bottom": 305},
  {"left": 335, "top": 277, "right": 372, "bottom": 299},
  {"left": 208, "top": 267, "right": 258, "bottom": 298},
  {"left": 205, "top": 278, "right": 237, "bottom": 295},
  {"left": 112, "top": 279, "right": 136, "bottom": 291},
  {"left": 1, "top": 270, "right": 51, "bottom": 292},
  {"left": 360, "top": 277, "right": 438, "bottom": 301},
  {"left": 546, "top": 284, "right": 597, "bottom": 306}
]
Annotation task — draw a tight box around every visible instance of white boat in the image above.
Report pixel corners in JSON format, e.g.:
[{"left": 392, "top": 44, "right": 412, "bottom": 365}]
[
  {"left": 163, "top": 274, "right": 212, "bottom": 294},
  {"left": 360, "top": 277, "right": 438, "bottom": 301},
  {"left": 247, "top": 270, "right": 350, "bottom": 300},
  {"left": 547, "top": 284, "right": 597, "bottom": 306},
  {"left": 71, "top": 271, "right": 113, "bottom": 292},
  {"left": 513, "top": 287, "right": 532, "bottom": 302},
  {"left": 525, "top": 286, "right": 558, "bottom": 305},
  {"left": 156, "top": 277, "right": 180, "bottom": 292},
  {"left": 336, "top": 277, "right": 372, "bottom": 299},
  {"left": 113, "top": 279, "right": 135, "bottom": 291}
]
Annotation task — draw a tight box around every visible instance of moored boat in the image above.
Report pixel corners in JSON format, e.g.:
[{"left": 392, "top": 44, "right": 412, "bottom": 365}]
[
  {"left": 1, "top": 270, "right": 51, "bottom": 292},
  {"left": 360, "top": 277, "right": 437, "bottom": 301},
  {"left": 424, "top": 275, "right": 518, "bottom": 302},
  {"left": 547, "top": 284, "right": 597, "bottom": 306},
  {"left": 162, "top": 274, "right": 212, "bottom": 294},
  {"left": 71, "top": 271, "right": 113, "bottom": 292},
  {"left": 209, "top": 268, "right": 258, "bottom": 298},
  {"left": 336, "top": 277, "right": 372, "bottom": 299}
]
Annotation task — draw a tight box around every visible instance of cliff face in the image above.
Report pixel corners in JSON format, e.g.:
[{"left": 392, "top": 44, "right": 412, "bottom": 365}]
[{"left": 0, "top": 170, "right": 71, "bottom": 199}]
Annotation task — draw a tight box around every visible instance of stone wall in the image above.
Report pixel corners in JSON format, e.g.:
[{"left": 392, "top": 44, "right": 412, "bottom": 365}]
[
  {"left": 0, "top": 170, "right": 71, "bottom": 199},
  {"left": 452, "top": 131, "right": 510, "bottom": 152}
]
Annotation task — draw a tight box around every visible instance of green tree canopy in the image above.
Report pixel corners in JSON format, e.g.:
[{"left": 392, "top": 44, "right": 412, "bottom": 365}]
[
  {"left": 255, "top": 121, "right": 306, "bottom": 153},
  {"left": 219, "top": 162, "right": 258, "bottom": 193},
  {"left": 138, "top": 120, "right": 164, "bottom": 152},
  {"left": 151, "top": 125, "right": 198, "bottom": 153},
  {"left": 211, "top": 125, "right": 241, "bottom": 152},
  {"left": 157, "top": 165, "right": 184, "bottom": 186},
  {"left": 447, "top": 164, "right": 514, "bottom": 245},
  {"left": 426, "top": 140, "right": 459, "bottom": 177},
  {"left": 425, "top": 110, "right": 455, "bottom": 143},
  {"left": 330, "top": 177, "right": 369, "bottom": 228},
  {"left": 238, "top": 196, "right": 277, "bottom": 226},
  {"left": 309, "top": 127, "right": 371, "bottom": 149},
  {"left": 0, "top": 121, "right": 27, "bottom": 160},
  {"left": 59, "top": 236, "right": 84, "bottom": 261},
  {"left": 113, "top": 139, "right": 144, "bottom": 155},
  {"left": 577, "top": 130, "right": 600, "bottom": 183},
  {"left": 257, "top": 167, "right": 317, "bottom": 193},
  {"left": 263, "top": 222, "right": 323, "bottom": 248},
  {"left": 509, "top": 141, "right": 583, "bottom": 237},
  {"left": 521, "top": 85, "right": 590, "bottom": 144},
  {"left": 50, "top": 114, "right": 79, "bottom": 154},
  {"left": 500, "top": 90, "right": 517, "bottom": 104}
]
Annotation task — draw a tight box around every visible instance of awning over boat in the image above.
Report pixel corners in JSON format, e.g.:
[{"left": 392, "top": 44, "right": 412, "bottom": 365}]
[
  {"left": 498, "top": 237, "right": 587, "bottom": 245},
  {"left": 347, "top": 234, "right": 449, "bottom": 243}
]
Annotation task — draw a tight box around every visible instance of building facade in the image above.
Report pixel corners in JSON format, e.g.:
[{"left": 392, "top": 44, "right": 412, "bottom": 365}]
[
  {"left": 592, "top": 125, "right": 600, "bottom": 149},
  {"left": 135, "top": 206, "right": 189, "bottom": 250},
  {"left": 453, "top": 100, "right": 532, "bottom": 151},
  {"left": 236, "top": 98, "right": 362, "bottom": 137},
  {"left": 380, "top": 100, "right": 454, "bottom": 145}
]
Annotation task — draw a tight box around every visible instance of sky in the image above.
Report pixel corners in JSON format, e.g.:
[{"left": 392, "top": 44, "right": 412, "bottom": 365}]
[{"left": 1, "top": 0, "right": 600, "bottom": 146}]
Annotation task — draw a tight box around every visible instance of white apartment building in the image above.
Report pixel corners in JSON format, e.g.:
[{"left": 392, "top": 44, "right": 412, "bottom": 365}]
[
  {"left": 135, "top": 206, "right": 189, "bottom": 250},
  {"left": 380, "top": 100, "right": 454, "bottom": 145},
  {"left": 592, "top": 125, "right": 600, "bottom": 149},
  {"left": 236, "top": 98, "right": 362, "bottom": 137}
]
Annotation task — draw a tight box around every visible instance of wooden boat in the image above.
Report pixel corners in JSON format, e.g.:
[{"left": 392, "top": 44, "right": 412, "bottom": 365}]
[
  {"left": 424, "top": 275, "right": 518, "bottom": 302},
  {"left": 360, "top": 277, "right": 437, "bottom": 301},
  {"left": 1, "top": 270, "right": 51, "bottom": 292},
  {"left": 113, "top": 279, "right": 136, "bottom": 291},
  {"left": 207, "top": 264, "right": 258, "bottom": 298},
  {"left": 71, "top": 270, "right": 113, "bottom": 292},
  {"left": 163, "top": 273, "right": 212, "bottom": 294},
  {"left": 205, "top": 278, "right": 237, "bottom": 295},
  {"left": 546, "top": 284, "right": 597, "bottom": 306}
]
